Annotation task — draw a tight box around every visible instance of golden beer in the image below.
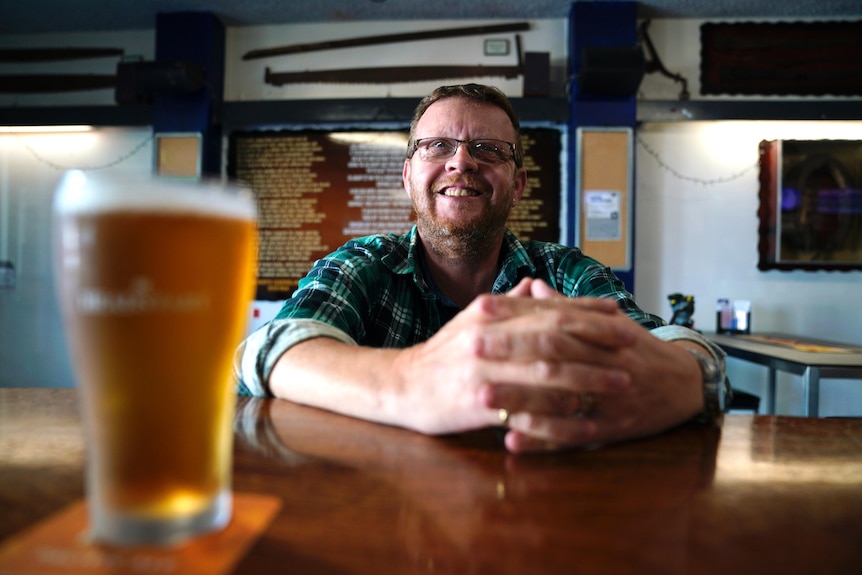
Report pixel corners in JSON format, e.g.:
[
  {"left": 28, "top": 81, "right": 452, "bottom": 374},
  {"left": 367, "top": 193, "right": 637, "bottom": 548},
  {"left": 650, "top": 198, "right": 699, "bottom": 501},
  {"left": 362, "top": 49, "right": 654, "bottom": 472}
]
[{"left": 53, "top": 171, "right": 257, "bottom": 546}]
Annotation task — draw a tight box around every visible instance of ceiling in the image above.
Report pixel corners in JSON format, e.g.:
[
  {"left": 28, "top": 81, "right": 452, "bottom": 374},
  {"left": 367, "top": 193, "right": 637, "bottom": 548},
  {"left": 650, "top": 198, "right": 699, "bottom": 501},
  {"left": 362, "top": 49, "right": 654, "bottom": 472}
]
[{"left": 2, "top": 0, "right": 861, "bottom": 34}]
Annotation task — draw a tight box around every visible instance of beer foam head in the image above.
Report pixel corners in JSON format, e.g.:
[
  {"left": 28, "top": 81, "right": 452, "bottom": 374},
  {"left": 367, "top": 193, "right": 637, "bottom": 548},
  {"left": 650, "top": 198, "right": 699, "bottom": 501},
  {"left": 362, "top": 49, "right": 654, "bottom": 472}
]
[{"left": 54, "top": 170, "right": 257, "bottom": 221}]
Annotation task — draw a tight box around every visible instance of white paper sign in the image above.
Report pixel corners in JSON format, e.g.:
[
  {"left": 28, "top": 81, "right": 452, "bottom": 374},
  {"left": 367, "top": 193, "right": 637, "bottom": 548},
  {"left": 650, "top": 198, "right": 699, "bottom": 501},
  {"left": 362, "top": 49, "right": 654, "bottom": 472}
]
[{"left": 584, "top": 190, "right": 621, "bottom": 241}]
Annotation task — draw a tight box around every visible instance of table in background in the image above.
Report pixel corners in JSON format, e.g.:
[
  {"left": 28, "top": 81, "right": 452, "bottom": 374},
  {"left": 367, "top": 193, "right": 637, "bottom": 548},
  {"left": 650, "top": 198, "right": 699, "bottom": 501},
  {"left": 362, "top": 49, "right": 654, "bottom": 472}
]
[
  {"left": 707, "top": 332, "right": 862, "bottom": 416},
  {"left": 3, "top": 388, "right": 862, "bottom": 574}
]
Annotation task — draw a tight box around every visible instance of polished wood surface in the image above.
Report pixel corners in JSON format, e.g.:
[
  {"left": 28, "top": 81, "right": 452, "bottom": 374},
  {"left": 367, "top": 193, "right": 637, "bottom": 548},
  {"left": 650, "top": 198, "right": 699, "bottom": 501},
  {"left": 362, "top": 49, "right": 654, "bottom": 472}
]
[{"left": 3, "top": 388, "right": 862, "bottom": 574}]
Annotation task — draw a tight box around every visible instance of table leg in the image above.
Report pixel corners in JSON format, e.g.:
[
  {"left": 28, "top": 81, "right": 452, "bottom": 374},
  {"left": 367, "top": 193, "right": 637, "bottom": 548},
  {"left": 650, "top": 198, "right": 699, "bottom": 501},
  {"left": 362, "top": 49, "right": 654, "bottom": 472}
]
[
  {"left": 767, "top": 368, "right": 776, "bottom": 415},
  {"left": 802, "top": 367, "right": 820, "bottom": 417}
]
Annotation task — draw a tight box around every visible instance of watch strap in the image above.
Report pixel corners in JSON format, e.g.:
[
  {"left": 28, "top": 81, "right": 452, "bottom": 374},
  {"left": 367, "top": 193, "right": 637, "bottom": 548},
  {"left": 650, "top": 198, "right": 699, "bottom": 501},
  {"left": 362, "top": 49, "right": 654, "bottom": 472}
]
[{"left": 686, "top": 347, "right": 732, "bottom": 422}]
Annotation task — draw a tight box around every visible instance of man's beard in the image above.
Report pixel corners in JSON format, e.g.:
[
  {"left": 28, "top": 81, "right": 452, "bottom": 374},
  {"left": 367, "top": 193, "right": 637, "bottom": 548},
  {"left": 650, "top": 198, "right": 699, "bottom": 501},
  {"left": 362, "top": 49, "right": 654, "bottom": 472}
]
[{"left": 413, "top": 177, "right": 513, "bottom": 262}]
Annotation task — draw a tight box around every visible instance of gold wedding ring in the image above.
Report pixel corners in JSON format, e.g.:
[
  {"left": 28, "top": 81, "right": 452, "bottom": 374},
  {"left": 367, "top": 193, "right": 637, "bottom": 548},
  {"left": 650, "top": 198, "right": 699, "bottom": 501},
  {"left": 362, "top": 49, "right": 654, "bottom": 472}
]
[
  {"left": 498, "top": 408, "right": 510, "bottom": 427},
  {"left": 577, "top": 393, "right": 597, "bottom": 418}
]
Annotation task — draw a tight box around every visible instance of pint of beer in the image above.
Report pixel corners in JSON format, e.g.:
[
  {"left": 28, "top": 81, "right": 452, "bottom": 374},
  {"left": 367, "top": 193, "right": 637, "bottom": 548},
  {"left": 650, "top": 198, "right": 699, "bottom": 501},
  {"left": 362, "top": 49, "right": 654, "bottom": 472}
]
[{"left": 53, "top": 170, "right": 258, "bottom": 546}]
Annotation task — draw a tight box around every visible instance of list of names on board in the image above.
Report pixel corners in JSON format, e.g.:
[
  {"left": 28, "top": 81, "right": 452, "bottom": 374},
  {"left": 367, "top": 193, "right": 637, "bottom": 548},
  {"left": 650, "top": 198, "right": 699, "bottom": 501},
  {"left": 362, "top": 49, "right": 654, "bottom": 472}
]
[{"left": 229, "top": 129, "right": 560, "bottom": 300}]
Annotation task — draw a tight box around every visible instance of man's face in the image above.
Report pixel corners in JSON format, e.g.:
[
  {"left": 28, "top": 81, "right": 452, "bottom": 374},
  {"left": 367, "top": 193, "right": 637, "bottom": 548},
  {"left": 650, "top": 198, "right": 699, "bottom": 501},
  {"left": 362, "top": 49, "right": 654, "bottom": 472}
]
[{"left": 403, "top": 97, "right": 527, "bottom": 256}]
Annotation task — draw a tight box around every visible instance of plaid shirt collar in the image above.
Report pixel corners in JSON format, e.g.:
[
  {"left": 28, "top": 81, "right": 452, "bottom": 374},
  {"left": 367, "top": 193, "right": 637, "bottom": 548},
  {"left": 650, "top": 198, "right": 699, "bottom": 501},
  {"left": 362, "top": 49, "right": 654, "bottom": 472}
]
[{"left": 382, "top": 226, "right": 538, "bottom": 297}]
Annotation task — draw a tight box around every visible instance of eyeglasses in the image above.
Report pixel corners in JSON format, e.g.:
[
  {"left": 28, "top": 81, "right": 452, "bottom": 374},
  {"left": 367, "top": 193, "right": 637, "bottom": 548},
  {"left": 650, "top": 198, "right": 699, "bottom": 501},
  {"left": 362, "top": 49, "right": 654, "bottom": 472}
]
[{"left": 408, "top": 137, "right": 519, "bottom": 166}]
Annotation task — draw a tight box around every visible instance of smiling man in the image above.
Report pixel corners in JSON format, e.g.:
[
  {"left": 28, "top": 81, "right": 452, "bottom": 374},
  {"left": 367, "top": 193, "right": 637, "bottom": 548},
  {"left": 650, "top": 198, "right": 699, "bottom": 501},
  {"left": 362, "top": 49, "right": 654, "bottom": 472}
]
[
  {"left": 404, "top": 94, "right": 527, "bottom": 310},
  {"left": 236, "top": 84, "right": 730, "bottom": 453}
]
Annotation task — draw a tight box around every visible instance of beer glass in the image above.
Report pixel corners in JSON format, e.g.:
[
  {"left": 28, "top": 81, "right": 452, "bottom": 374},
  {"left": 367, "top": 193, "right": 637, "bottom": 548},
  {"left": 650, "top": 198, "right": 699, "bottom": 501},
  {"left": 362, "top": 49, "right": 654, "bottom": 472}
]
[{"left": 52, "top": 170, "right": 258, "bottom": 546}]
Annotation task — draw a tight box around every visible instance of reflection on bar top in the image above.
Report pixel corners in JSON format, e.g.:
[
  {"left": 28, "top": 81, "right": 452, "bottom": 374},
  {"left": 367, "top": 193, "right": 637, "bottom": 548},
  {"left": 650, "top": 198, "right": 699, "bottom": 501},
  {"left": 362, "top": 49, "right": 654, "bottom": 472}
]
[{"left": 716, "top": 416, "right": 862, "bottom": 485}]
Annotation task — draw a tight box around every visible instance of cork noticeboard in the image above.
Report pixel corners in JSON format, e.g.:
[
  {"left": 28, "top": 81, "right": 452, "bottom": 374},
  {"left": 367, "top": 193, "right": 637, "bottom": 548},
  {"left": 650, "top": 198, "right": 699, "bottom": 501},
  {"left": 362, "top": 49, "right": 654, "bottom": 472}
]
[
  {"left": 576, "top": 127, "right": 632, "bottom": 270},
  {"left": 154, "top": 132, "right": 202, "bottom": 178}
]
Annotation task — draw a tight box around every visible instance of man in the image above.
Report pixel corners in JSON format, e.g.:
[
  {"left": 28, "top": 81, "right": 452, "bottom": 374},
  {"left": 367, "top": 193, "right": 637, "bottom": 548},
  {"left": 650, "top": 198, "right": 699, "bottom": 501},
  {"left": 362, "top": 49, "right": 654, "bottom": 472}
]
[{"left": 236, "top": 83, "right": 729, "bottom": 453}]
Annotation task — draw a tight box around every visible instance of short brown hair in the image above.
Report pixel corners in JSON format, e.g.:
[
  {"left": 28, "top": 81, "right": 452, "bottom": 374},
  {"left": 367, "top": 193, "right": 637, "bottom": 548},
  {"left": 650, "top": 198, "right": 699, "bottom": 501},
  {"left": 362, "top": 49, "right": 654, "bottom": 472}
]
[{"left": 407, "top": 84, "right": 523, "bottom": 168}]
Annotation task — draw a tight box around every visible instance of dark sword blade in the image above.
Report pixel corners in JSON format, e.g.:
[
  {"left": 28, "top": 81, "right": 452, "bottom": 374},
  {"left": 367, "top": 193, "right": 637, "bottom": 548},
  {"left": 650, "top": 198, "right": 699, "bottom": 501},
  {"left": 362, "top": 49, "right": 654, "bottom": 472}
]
[
  {"left": 0, "top": 75, "right": 117, "bottom": 93},
  {"left": 244, "top": 22, "right": 530, "bottom": 60},
  {"left": 264, "top": 65, "right": 522, "bottom": 86},
  {"left": 0, "top": 48, "right": 124, "bottom": 62}
]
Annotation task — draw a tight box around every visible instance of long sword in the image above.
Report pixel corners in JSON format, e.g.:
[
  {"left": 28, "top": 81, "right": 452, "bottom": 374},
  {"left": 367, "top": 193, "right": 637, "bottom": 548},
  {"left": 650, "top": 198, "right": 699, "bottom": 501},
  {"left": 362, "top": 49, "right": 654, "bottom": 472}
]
[
  {"left": 265, "top": 35, "right": 524, "bottom": 86},
  {"left": 0, "top": 48, "right": 123, "bottom": 62},
  {"left": 244, "top": 22, "right": 529, "bottom": 60},
  {"left": 0, "top": 74, "right": 116, "bottom": 93},
  {"left": 264, "top": 64, "right": 522, "bottom": 85}
]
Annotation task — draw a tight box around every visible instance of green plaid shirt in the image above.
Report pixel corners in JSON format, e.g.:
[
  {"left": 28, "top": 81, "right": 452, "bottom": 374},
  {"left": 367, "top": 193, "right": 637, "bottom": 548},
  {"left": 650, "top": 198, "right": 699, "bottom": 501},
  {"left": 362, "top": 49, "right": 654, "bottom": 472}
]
[
  {"left": 236, "top": 226, "right": 668, "bottom": 395},
  {"left": 276, "top": 226, "right": 664, "bottom": 346}
]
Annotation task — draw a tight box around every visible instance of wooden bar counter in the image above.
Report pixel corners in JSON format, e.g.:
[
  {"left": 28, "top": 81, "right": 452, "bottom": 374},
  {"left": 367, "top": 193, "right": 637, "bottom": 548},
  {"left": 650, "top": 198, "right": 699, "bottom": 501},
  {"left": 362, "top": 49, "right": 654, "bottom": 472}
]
[{"left": 2, "top": 388, "right": 862, "bottom": 574}]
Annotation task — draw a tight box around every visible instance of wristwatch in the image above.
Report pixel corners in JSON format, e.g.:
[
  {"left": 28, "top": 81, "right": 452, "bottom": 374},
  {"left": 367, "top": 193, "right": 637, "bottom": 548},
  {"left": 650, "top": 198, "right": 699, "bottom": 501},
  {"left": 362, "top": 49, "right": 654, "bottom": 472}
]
[{"left": 686, "top": 347, "right": 730, "bottom": 421}]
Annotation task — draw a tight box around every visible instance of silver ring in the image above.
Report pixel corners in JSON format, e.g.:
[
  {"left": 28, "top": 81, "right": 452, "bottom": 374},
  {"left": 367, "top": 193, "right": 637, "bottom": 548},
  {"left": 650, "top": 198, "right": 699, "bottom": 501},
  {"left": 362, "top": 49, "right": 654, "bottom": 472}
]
[{"left": 498, "top": 408, "right": 510, "bottom": 427}]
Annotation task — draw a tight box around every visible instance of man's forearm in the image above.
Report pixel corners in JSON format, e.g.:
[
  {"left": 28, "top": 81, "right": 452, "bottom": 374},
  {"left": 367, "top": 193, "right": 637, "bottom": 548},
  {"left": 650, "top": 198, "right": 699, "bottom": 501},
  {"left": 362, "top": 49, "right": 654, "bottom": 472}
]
[
  {"left": 235, "top": 318, "right": 358, "bottom": 397},
  {"left": 269, "top": 337, "right": 409, "bottom": 428}
]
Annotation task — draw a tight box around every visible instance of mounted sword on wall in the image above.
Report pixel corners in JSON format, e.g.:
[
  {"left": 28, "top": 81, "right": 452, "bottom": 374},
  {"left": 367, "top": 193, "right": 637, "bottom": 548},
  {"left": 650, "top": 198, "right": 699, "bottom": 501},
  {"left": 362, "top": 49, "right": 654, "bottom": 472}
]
[
  {"left": 265, "top": 35, "right": 525, "bottom": 86},
  {"left": 253, "top": 22, "right": 532, "bottom": 86},
  {"left": 0, "top": 48, "right": 123, "bottom": 62},
  {"left": 0, "top": 74, "right": 116, "bottom": 93},
  {"left": 0, "top": 47, "right": 123, "bottom": 93},
  {"left": 244, "top": 22, "right": 529, "bottom": 60}
]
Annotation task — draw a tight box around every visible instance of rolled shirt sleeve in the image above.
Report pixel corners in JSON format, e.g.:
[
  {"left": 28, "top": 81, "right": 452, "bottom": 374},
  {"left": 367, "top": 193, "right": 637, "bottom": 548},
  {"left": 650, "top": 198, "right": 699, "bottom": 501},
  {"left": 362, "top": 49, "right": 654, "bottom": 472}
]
[
  {"left": 650, "top": 325, "right": 727, "bottom": 366},
  {"left": 234, "top": 318, "right": 357, "bottom": 397}
]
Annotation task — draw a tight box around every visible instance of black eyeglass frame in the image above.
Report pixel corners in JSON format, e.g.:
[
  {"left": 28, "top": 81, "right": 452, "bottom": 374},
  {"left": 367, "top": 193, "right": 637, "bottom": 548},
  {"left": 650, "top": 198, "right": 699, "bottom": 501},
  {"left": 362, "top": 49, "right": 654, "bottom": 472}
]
[{"left": 407, "top": 137, "right": 521, "bottom": 167}]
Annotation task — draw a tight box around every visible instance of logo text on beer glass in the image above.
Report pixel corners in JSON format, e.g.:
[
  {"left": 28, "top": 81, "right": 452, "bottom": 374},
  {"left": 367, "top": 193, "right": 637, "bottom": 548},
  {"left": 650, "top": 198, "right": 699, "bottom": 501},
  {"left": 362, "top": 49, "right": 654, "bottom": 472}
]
[{"left": 76, "top": 277, "right": 210, "bottom": 315}]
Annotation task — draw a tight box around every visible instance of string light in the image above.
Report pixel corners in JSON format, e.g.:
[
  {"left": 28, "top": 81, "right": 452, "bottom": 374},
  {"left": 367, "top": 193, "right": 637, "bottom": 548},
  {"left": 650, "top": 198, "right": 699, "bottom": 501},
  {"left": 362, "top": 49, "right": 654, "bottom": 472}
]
[
  {"left": 12, "top": 131, "right": 154, "bottom": 171},
  {"left": 8, "top": 128, "right": 760, "bottom": 182},
  {"left": 636, "top": 134, "right": 758, "bottom": 186},
  {"left": 0, "top": 125, "right": 92, "bottom": 133}
]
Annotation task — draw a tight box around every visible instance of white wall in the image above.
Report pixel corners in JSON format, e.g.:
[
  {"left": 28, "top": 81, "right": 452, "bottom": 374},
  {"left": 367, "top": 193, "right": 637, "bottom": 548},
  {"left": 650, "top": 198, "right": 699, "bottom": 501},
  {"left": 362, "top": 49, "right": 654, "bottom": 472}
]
[
  {"left": 625, "top": 18, "right": 862, "bottom": 417},
  {"left": 634, "top": 120, "right": 862, "bottom": 416},
  {"left": 225, "top": 20, "right": 568, "bottom": 101},
  {"left": 0, "top": 30, "right": 153, "bottom": 107},
  {"left": 0, "top": 129, "right": 154, "bottom": 388},
  {"left": 0, "top": 28, "right": 156, "bottom": 387}
]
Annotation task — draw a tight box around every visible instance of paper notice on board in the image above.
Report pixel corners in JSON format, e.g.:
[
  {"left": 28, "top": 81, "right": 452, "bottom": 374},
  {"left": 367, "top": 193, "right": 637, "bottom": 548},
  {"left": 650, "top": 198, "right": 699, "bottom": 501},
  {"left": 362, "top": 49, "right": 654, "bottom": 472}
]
[{"left": 584, "top": 190, "right": 621, "bottom": 241}]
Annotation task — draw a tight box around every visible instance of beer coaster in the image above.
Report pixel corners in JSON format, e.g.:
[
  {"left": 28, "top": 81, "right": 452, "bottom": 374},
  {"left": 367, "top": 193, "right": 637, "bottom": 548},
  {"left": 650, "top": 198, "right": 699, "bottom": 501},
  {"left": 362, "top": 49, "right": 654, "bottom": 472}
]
[{"left": 0, "top": 493, "right": 281, "bottom": 575}]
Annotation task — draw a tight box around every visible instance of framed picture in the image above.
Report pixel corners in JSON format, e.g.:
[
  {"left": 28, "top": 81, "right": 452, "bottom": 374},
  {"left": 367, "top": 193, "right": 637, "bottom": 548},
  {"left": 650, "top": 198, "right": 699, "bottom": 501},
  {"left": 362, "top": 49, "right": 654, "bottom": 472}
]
[
  {"left": 483, "top": 38, "right": 510, "bottom": 56},
  {"left": 758, "top": 139, "right": 862, "bottom": 271}
]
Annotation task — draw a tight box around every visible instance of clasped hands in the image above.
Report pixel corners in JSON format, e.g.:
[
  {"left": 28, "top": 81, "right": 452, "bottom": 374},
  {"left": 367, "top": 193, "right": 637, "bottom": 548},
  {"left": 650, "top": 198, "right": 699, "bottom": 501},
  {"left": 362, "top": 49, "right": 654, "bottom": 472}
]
[{"left": 400, "top": 278, "right": 704, "bottom": 453}]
